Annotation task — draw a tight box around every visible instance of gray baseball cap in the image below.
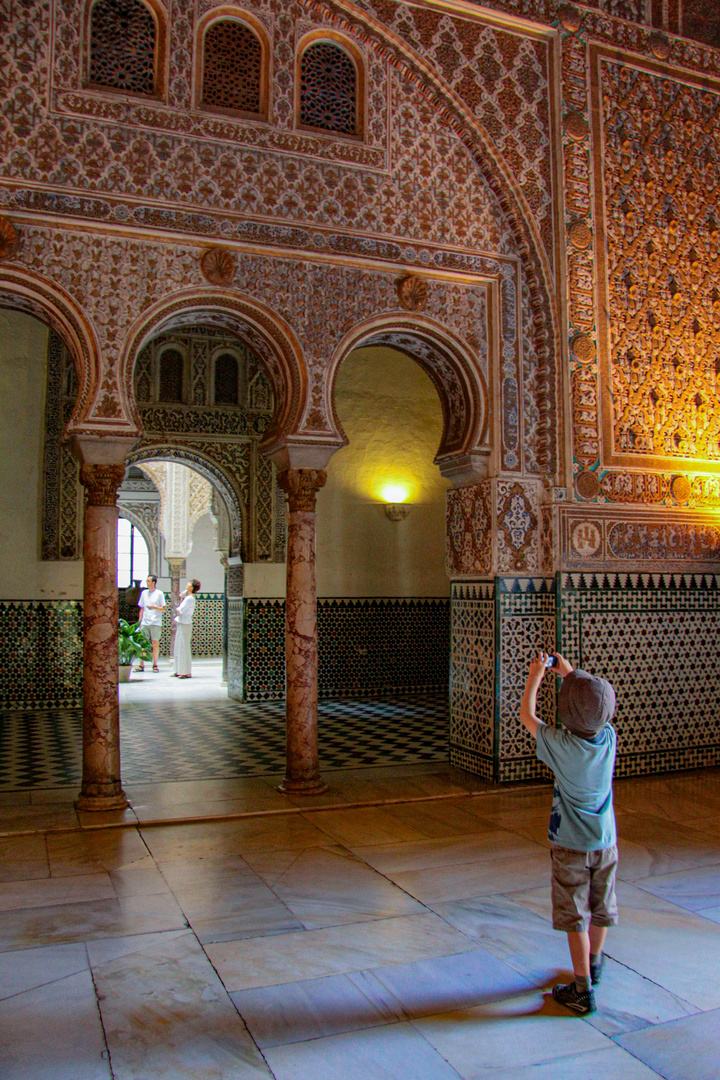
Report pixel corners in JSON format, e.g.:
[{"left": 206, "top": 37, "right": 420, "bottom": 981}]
[{"left": 558, "top": 668, "right": 616, "bottom": 738}]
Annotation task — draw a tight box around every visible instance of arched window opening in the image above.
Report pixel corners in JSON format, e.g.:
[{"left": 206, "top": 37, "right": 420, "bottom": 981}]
[
  {"left": 158, "top": 348, "right": 184, "bottom": 402},
  {"left": 214, "top": 352, "right": 240, "bottom": 405},
  {"left": 202, "top": 20, "right": 262, "bottom": 115},
  {"left": 117, "top": 518, "right": 150, "bottom": 587},
  {"left": 89, "top": 0, "right": 156, "bottom": 95},
  {"left": 299, "top": 41, "right": 357, "bottom": 135}
]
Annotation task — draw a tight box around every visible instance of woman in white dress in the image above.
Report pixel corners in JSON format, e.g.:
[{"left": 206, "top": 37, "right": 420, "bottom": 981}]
[{"left": 172, "top": 579, "right": 200, "bottom": 679}]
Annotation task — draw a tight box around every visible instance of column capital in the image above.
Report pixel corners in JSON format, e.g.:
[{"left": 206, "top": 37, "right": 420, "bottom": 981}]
[
  {"left": 80, "top": 462, "right": 126, "bottom": 507},
  {"left": 278, "top": 468, "right": 327, "bottom": 513}
]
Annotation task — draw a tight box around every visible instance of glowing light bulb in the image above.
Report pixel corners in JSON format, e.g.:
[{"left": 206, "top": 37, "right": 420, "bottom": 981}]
[{"left": 380, "top": 484, "right": 409, "bottom": 504}]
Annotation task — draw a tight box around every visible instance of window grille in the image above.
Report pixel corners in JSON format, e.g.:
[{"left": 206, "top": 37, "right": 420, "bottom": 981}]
[
  {"left": 158, "top": 349, "right": 184, "bottom": 402},
  {"left": 300, "top": 42, "right": 357, "bottom": 135},
  {"left": 202, "top": 20, "right": 262, "bottom": 114},
  {"left": 89, "top": 0, "right": 156, "bottom": 95},
  {"left": 214, "top": 353, "right": 240, "bottom": 405}
]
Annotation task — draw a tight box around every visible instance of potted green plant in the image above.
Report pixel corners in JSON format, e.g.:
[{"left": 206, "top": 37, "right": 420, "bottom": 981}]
[{"left": 118, "top": 618, "right": 153, "bottom": 682}]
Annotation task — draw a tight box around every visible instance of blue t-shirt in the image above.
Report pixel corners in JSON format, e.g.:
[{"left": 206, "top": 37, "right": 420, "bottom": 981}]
[{"left": 536, "top": 724, "right": 617, "bottom": 851}]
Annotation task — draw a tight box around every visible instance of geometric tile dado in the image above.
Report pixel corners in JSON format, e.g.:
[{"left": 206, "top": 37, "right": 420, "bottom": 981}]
[
  {"left": 244, "top": 598, "right": 451, "bottom": 702},
  {"left": 559, "top": 572, "right": 720, "bottom": 777}
]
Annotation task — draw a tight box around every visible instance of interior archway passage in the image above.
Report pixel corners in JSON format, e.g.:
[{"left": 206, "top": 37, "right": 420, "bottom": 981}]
[{"left": 329, "top": 320, "right": 489, "bottom": 478}]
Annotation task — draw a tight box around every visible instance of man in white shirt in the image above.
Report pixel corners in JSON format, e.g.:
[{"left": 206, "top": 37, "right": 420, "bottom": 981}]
[{"left": 136, "top": 575, "right": 166, "bottom": 672}]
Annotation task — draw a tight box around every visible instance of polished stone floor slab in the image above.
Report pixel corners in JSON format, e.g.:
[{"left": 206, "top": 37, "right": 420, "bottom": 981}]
[
  {"left": 231, "top": 971, "right": 397, "bottom": 1048},
  {"left": 413, "top": 989, "right": 612, "bottom": 1076},
  {"left": 88, "top": 930, "right": 273, "bottom": 1079},
  {"left": 3, "top": 767, "right": 720, "bottom": 1077},
  {"left": 206, "top": 913, "right": 477, "bottom": 992},
  {"left": 0, "top": 891, "right": 187, "bottom": 951},
  {"left": 0, "top": 941, "right": 89, "bottom": 1001},
  {"left": 632, "top": 862, "right": 720, "bottom": 912},
  {"left": 615, "top": 1006, "right": 720, "bottom": 1080},
  {"left": 0, "top": 969, "right": 110, "bottom": 1080},
  {"left": 262, "top": 1022, "right": 464, "bottom": 1080},
  {"left": 385, "top": 849, "right": 550, "bottom": 904},
  {"left": 257, "top": 845, "right": 426, "bottom": 929},
  {"left": 368, "top": 947, "right": 534, "bottom": 1019}
]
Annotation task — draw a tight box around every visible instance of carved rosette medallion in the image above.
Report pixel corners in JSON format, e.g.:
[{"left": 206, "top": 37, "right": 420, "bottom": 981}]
[
  {"left": 670, "top": 475, "right": 691, "bottom": 503},
  {"left": 575, "top": 469, "right": 601, "bottom": 500},
  {"left": 558, "top": 3, "right": 582, "bottom": 32},
  {"left": 0, "top": 217, "right": 17, "bottom": 260},
  {"left": 568, "top": 221, "right": 592, "bottom": 250},
  {"left": 80, "top": 464, "right": 127, "bottom": 506},
  {"left": 649, "top": 32, "right": 671, "bottom": 60},
  {"left": 200, "top": 246, "right": 236, "bottom": 285},
  {"left": 570, "top": 334, "right": 596, "bottom": 363},
  {"left": 278, "top": 468, "right": 327, "bottom": 513},
  {"left": 564, "top": 111, "right": 589, "bottom": 141},
  {"left": 395, "top": 275, "right": 428, "bottom": 312}
]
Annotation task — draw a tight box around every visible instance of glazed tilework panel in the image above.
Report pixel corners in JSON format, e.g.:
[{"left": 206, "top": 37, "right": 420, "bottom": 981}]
[
  {"left": 497, "top": 578, "right": 556, "bottom": 783},
  {"left": 449, "top": 581, "right": 495, "bottom": 782},
  {"left": 190, "top": 594, "right": 224, "bottom": 657},
  {"left": 243, "top": 598, "right": 451, "bottom": 702},
  {"left": 0, "top": 601, "right": 83, "bottom": 710},
  {"left": 157, "top": 594, "right": 224, "bottom": 658},
  {"left": 560, "top": 573, "right": 720, "bottom": 777},
  {"left": 227, "top": 597, "right": 244, "bottom": 702},
  {"left": 318, "top": 599, "right": 450, "bottom": 698},
  {"left": 243, "top": 600, "right": 285, "bottom": 701}
]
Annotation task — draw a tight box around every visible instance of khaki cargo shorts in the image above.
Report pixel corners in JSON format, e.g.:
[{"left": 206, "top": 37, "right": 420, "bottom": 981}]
[
  {"left": 141, "top": 623, "right": 162, "bottom": 642},
  {"left": 550, "top": 844, "right": 619, "bottom": 932}
]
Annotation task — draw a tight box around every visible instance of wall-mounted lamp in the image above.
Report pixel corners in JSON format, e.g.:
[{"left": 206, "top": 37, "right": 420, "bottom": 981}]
[{"left": 381, "top": 484, "right": 412, "bottom": 521}]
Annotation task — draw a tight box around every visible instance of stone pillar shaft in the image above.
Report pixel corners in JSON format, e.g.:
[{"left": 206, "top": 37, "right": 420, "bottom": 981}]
[
  {"left": 277, "top": 469, "right": 327, "bottom": 794},
  {"left": 167, "top": 557, "right": 186, "bottom": 655},
  {"left": 77, "top": 462, "right": 128, "bottom": 811}
]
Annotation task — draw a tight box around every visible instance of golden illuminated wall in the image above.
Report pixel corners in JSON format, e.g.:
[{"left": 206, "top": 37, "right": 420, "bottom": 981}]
[
  {"left": 557, "top": 16, "right": 720, "bottom": 570},
  {"left": 316, "top": 346, "right": 449, "bottom": 598},
  {"left": 597, "top": 59, "right": 720, "bottom": 476}
]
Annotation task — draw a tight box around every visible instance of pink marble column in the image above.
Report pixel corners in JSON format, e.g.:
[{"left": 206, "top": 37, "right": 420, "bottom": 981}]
[
  {"left": 277, "top": 469, "right": 327, "bottom": 794},
  {"left": 76, "top": 461, "right": 129, "bottom": 811},
  {"left": 167, "top": 557, "right": 186, "bottom": 655}
]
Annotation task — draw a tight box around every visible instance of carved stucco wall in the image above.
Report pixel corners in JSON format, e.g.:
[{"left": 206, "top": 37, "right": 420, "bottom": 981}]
[
  {"left": 556, "top": 9, "right": 720, "bottom": 572},
  {"left": 0, "top": 0, "right": 557, "bottom": 487},
  {"left": 2, "top": 0, "right": 720, "bottom": 579}
]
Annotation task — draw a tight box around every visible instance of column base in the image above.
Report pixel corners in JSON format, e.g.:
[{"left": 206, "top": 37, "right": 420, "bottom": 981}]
[
  {"left": 277, "top": 776, "right": 329, "bottom": 796},
  {"left": 75, "top": 790, "right": 129, "bottom": 812}
]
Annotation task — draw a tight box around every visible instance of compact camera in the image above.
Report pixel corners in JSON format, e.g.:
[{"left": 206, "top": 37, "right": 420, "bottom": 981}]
[{"left": 544, "top": 654, "right": 558, "bottom": 668}]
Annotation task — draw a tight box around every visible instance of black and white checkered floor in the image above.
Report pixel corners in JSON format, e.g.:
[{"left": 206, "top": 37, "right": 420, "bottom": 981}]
[{"left": 0, "top": 682, "right": 449, "bottom": 790}]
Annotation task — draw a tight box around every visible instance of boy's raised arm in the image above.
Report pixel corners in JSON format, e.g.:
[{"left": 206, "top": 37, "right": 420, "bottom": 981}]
[
  {"left": 520, "top": 653, "right": 549, "bottom": 739},
  {"left": 521, "top": 652, "right": 575, "bottom": 738}
]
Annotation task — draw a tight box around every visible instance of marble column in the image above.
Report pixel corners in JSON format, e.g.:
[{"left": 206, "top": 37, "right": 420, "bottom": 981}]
[
  {"left": 76, "top": 461, "right": 129, "bottom": 811},
  {"left": 167, "top": 557, "right": 186, "bottom": 655},
  {"left": 277, "top": 468, "right": 327, "bottom": 794}
]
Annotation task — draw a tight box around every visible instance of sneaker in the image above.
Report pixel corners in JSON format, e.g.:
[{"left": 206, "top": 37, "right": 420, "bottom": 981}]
[
  {"left": 552, "top": 981, "right": 596, "bottom": 1015},
  {"left": 590, "top": 953, "right": 604, "bottom": 986}
]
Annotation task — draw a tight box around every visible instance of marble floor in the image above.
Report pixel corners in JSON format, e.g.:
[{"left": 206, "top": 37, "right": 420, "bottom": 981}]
[
  {"left": 1, "top": 765, "right": 720, "bottom": 1078},
  {"left": 0, "top": 659, "right": 449, "bottom": 787}
]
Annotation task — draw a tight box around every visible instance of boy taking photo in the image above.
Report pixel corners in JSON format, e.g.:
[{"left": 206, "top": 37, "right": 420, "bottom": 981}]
[{"left": 521, "top": 651, "right": 618, "bottom": 1016}]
